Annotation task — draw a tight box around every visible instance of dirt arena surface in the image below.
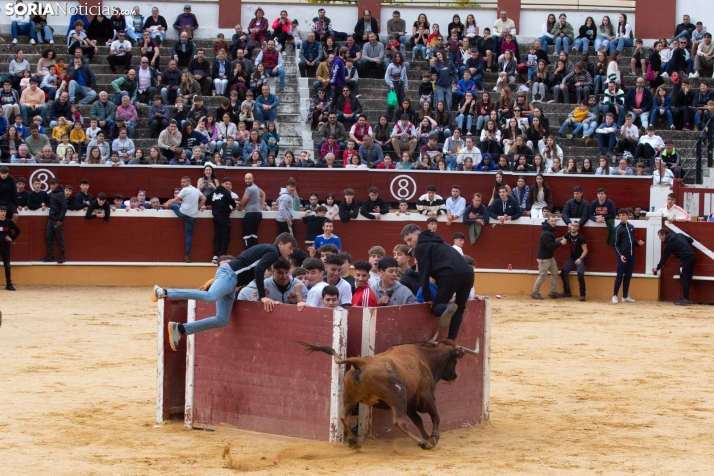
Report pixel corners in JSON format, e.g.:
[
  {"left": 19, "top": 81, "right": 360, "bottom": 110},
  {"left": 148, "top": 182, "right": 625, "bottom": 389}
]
[{"left": 1, "top": 287, "right": 713, "bottom": 475}]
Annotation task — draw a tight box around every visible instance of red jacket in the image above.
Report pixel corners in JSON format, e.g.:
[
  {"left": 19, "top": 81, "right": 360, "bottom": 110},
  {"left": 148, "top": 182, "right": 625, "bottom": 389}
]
[{"left": 352, "top": 285, "right": 378, "bottom": 307}]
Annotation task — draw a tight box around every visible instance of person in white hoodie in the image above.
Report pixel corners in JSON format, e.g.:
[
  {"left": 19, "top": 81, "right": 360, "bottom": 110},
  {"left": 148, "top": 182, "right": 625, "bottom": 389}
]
[
  {"left": 657, "top": 193, "right": 690, "bottom": 222},
  {"left": 11, "top": 2, "right": 37, "bottom": 45},
  {"left": 276, "top": 178, "right": 296, "bottom": 236}
]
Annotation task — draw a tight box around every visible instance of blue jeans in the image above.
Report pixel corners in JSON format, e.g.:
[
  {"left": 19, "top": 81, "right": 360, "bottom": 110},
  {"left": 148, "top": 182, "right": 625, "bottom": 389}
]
[
  {"left": 538, "top": 36, "right": 552, "bottom": 51},
  {"left": 471, "top": 73, "right": 483, "bottom": 91},
  {"left": 673, "top": 30, "right": 691, "bottom": 43},
  {"left": 573, "top": 37, "right": 590, "bottom": 53},
  {"left": 112, "top": 92, "right": 138, "bottom": 108},
  {"left": 11, "top": 22, "right": 36, "bottom": 41},
  {"left": 35, "top": 24, "right": 53, "bottom": 42},
  {"left": 266, "top": 67, "right": 285, "bottom": 89},
  {"left": 583, "top": 121, "right": 598, "bottom": 137},
  {"left": 594, "top": 75, "right": 606, "bottom": 93},
  {"left": 594, "top": 38, "right": 610, "bottom": 52},
  {"left": 559, "top": 119, "right": 584, "bottom": 135},
  {"left": 412, "top": 44, "right": 426, "bottom": 61},
  {"left": 527, "top": 65, "right": 537, "bottom": 80},
  {"left": 650, "top": 108, "right": 674, "bottom": 127},
  {"left": 167, "top": 264, "right": 238, "bottom": 336},
  {"left": 21, "top": 105, "right": 47, "bottom": 126},
  {"left": 627, "top": 110, "right": 650, "bottom": 128},
  {"left": 609, "top": 37, "right": 633, "bottom": 55},
  {"left": 170, "top": 203, "right": 196, "bottom": 256},
  {"left": 434, "top": 85, "right": 452, "bottom": 111},
  {"left": 456, "top": 113, "right": 473, "bottom": 131},
  {"left": 445, "top": 155, "right": 458, "bottom": 168},
  {"left": 150, "top": 31, "right": 167, "bottom": 43},
  {"left": 41, "top": 86, "right": 56, "bottom": 101},
  {"left": 255, "top": 106, "right": 277, "bottom": 124},
  {"left": 69, "top": 81, "right": 97, "bottom": 104},
  {"left": 603, "top": 104, "right": 626, "bottom": 126},
  {"left": 597, "top": 131, "right": 616, "bottom": 154},
  {"left": 554, "top": 36, "right": 571, "bottom": 54},
  {"left": 614, "top": 254, "right": 636, "bottom": 298},
  {"left": 476, "top": 114, "right": 489, "bottom": 131}
]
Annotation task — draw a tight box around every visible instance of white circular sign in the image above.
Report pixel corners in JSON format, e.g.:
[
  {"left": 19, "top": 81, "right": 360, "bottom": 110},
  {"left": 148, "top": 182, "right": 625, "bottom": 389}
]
[
  {"left": 29, "top": 168, "right": 56, "bottom": 192},
  {"left": 390, "top": 174, "right": 417, "bottom": 201}
]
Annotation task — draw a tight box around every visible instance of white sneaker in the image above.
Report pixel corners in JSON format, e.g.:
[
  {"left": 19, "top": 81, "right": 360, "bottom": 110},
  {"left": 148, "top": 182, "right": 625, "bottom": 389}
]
[
  {"left": 622, "top": 296, "right": 636, "bottom": 303},
  {"left": 661, "top": 72, "right": 669, "bottom": 79},
  {"left": 30, "top": 39, "right": 36, "bottom": 45},
  {"left": 612, "top": 295, "right": 618, "bottom": 304},
  {"left": 688, "top": 72, "right": 699, "bottom": 78},
  {"left": 12, "top": 38, "right": 18, "bottom": 44},
  {"left": 49, "top": 40, "right": 54, "bottom": 45}
]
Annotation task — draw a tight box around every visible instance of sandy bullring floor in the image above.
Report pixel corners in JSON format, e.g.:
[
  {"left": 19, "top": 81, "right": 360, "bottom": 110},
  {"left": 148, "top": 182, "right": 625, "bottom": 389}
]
[{"left": 1, "top": 287, "right": 713, "bottom": 474}]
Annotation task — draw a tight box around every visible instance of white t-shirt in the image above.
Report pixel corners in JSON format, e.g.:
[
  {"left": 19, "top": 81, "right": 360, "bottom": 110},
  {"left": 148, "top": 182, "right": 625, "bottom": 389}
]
[
  {"left": 305, "top": 279, "right": 352, "bottom": 307},
  {"left": 452, "top": 244, "right": 464, "bottom": 255},
  {"left": 111, "top": 40, "right": 132, "bottom": 56},
  {"left": 178, "top": 185, "right": 202, "bottom": 217}
]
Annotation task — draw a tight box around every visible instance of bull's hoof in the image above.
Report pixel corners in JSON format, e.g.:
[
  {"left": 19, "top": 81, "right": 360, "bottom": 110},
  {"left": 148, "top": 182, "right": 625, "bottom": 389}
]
[
  {"left": 428, "top": 436, "right": 439, "bottom": 447},
  {"left": 348, "top": 439, "right": 361, "bottom": 450},
  {"left": 418, "top": 441, "right": 435, "bottom": 450}
]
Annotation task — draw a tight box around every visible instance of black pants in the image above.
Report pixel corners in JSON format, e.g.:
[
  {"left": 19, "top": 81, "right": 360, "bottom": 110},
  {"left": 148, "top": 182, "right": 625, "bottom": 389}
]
[
  {"left": 276, "top": 220, "right": 292, "bottom": 237},
  {"left": 634, "top": 143, "right": 656, "bottom": 165},
  {"left": 673, "top": 106, "right": 693, "bottom": 127},
  {"left": 67, "top": 41, "right": 95, "bottom": 60},
  {"left": 149, "top": 117, "right": 169, "bottom": 138},
  {"left": 431, "top": 271, "right": 475, "bottom": 340},
  {"left": 243, "top": 212, "right": 262, "bottom": 248},
  {"left": 679, "top": 255, "right": 696, "bottom": 299},
  {"left": 46, "top": 218, "right": 65, "bottom": 259},
  {"left": 0, "top": 244, "right": 11, "bottom": 284},
  {"left": 560, "top": 257, "right": 586, "bottom": 296},
  {"left": 618, "top": 138, "right": 638, "bottom": 155},
  {"left": 212, "top": 216, "right": 231, "bottom": 257},
  {"left": 385, "top": 80, "right": 405, "bottom": 123},
  {"left": 107, "top": 53, "right": 132, "bottom": 72},
  {"left": 137, "top": 87, "right": 160, "bottom": 105}
]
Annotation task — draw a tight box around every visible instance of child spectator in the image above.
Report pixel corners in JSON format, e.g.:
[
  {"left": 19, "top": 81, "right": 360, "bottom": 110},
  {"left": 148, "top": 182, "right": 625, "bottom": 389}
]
[
  {"left": 342, "top": 140, "right": 359, "bottom": 166},
  {"left": 84, "top": 192, "right": 111, "bottom": 221},
  {"left": 345, "top": 58, "right": 359, "bottom": 95},
  {"left": 111, "top": 194, "right": 124, "bottom": 211},
  {"left": 630, "top": 39, "right": 646, "bottom": 76},
  {"left": 265, "top": 122, "right": 280, "bottom": 156},
  {"left": 452, "top": 232, "right": 465, "bottom": 255},
  {"left": 313, "top": 218, "right": 341, "bottom": 251},
  {"left": 418, "top": 72, "right": 433, "bottom": 106},
  {"left": 52, "top": 117, "right": 70, "bottom": 144},
  {"left": 526, "top": 44, "right": 538, "bottom": 84},
  {"left": 69, "top": 104, "right": 83, "bottom": 125},
  {"left": 426, "top": 216, "right": 438, "bottom": 232},
  {"left": 56, "top": 134, "right": 75, "bottom": 159},
  {"left": 213, "top": 33, "right": 230, "bottom": 57},
  {"left": 19, "top": 70, "right": 32, "bottom": 91},
  {"left": 85, "top": 118, "right": 101, "bottom": 145},
  {"left": 395, "top": 200, "right": 411, "bottom": 216},
  {"left": 367, "top": 246, "right": 385, "bottom": 288},
  {"left": 69, "top": 121, "right": 85, "bottom": 156}
]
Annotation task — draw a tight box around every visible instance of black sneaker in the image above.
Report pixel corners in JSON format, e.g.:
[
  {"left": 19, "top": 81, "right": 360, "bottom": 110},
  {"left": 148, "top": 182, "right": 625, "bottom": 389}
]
[
  {"left": 579, "top": 295, "right": 586, "bottom": 302},
  {"left": 530, "top": 292, "right": 544, "bottom": 300},
  {"left": 57, "top": 257, "right": 66, "bottom": 264},
  {"left": 548, "top": 292, "right": 563, "bottom": 299},
  {"left": 6, "top": 284, "right": 16, "bottom": 291},
  {"left": 562, "top": 291, "right": 573, "bottom": 298},
  {"left": 675, "top": 298, "right": 692, "bottom": 306},
  {"left": 42, "top": 256, "right": 55, "bottom": 262}
]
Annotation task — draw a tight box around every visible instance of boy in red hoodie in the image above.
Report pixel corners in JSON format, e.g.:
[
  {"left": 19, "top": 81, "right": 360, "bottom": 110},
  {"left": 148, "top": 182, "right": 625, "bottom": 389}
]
[{"left": 351, "top": 260, "right": 377, "bottom": 307}]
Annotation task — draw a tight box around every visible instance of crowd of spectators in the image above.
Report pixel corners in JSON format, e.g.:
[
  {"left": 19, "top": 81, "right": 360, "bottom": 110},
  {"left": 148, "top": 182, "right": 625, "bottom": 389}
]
[{"left": 0, "top": 3, "right": 705, "bottom": 183}]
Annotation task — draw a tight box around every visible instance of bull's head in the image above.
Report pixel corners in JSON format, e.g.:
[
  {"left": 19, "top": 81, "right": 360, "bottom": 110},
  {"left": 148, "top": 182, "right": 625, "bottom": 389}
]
[{"left": 426, "top": 338, "right": 480, "bottom": 382}]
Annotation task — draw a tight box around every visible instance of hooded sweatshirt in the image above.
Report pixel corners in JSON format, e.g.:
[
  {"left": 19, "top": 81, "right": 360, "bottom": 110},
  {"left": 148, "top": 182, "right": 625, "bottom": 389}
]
[
  {"left": 613, "top": 221, "right": 640, "bottom": 258},
  {"left": 656, "top": 233, "right": 695, "bottom": 270},
  {"left": 414, "top": 230, "right": 472, "bottom": 302},
  {"left": 276, "top": 187, "right": 294, "bottom": 223},
  {"left": 536, "top": 220, "right": 562, "bottom": 259},
  {"left": 208, "top": 185, "right": 236, "bottom": 218},
  {"left": 399, "top": 266, "right": 420, "bottom": 296}
]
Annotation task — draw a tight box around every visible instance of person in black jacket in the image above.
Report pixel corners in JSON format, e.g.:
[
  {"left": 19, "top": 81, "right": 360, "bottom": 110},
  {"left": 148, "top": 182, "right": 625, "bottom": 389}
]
[
  {"left": 653, "top": 229, "right": 696, "bottom": 306},
  {"left": 488, "top": 186, "right": 522, "bottom": 222},
  {"left": 401, "top": 224, "right": 474, "bottom": 340},
  {"left": 561, "top": 186, "right": 590, "bottom": 226},
  {"left": 560, "top": 221, "right": 588, "bottom": 301},
  {"left": 44, "top": 178, "right": 68, "bottom": 263},
  {"left": 0, "top": 204, "right": 20, "bottom": 290},
  {"left": 157, "top": 232, "right": 298, "bottom": 352},
  {"left": 463, "top": 192, "right": 490, "bottom": 243},
  {"left": 531, "top": 215, "right": 563, "bottom": 300},
  {"left": 302, "top": 206, "right": 328, "bottom": 252},
  {"left": 74, "top": 179, "right": 94, "bottom": 211},
  {"left": 208, "top": 177, "right": 237, "bottom": 261},
  {"left": 84, "top": 193, "right": 111, "bottom": 221},
  {"left": 359, "top": 186, "right": 389, "bottom": 220},
  {"left": 338, "top": 188, "right": 359, "bottom": 223},
  {"left": 613, "top": 209, "right": 645, "bottom": 303},
  {"left": 0, "top": 167, "right": 18, "bottom": 222},
  {"left": 354, "top": 10, "right": 379, "bottom": 46}
]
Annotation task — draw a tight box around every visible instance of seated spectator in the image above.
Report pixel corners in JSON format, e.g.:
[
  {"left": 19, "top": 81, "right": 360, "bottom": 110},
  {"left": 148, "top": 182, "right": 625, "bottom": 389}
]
[
  {"left": 135, "top": 56, "right": 160, "bottom": 105},
  {"left": 333, "top": 87, "right": 362, "bottom": 125},
  {"left": 187, "top": 48, "right": 212, "bottom": 97},
  {"left": 172, "top": 32, "right": 196, "bottom": 69},
  {"left": 692, "top": 82, "right": 714, "bottom": 130},
  {"left": 657, "top": 193, "right": 690, "bottom": 222},
  {"left": 107, "top": 30, "right": 133, "bottom": 74},
  {"left": 48, "top": 92, "right": 72, "bottom": 130},
  {"left": 354, "top": 9, "right": 379, "bottom": 46},
  {"left": 255, "top": 40, "right": 286, "bottom": 93},
  {"left": 115, "top": 96, "right": 138, "bottom": 137},
  {"left": 111, "top": 128, "right": 135, "bottom": 162},
  {"left": 618, "top": 114, "right": 640, "bottom": 155},
  {"left": 596, "top": 112, "right": 618, "bottom": 158},
  {"left": 298, "top": 32, "right": 323, "bottom": 77},
  {"left": 37, "top": 144, "right": 60, "bottom": 163},
  {"left": 10, "top": 144, "right": 35, "bottom": 163},
  {"left": 148, "top": 95, "right": 170, "bottom": 138},
  {"left": 602, "top": 80, "right": 626, "bottom": 126},
  {"left": 595, "top": 156, "right": 615, "bottom": 175},
  {"left": 90, "top": 91, "right": 116, "bottom": 132},
  {"left": 526, "top": 173, "right": 553, "bottom": 218},
  {"left": 588, "top": 188, "right": 616, "bottom": 223},
  {"left": 625, "top": 78, "right": 653, "bottom": 129},
  {"left": 652, "top": 158, "right": 675, "bottom": 185},
  {"left": 67, "top": 20, "right": 97, "bottom": 60},
  {"left": 254, "top": 85, "right": 279, "bottom": 129},
  {"left": 86, "top": 131, "right": 111, "bottom": 162},
  {"left": 660, "top": 139, "right": 682, "bottom": 178},
  {"left": 362, "top": 32, "right": 385, "bottom": 75},
  {"left": 613, "top": 158, "right": 634, "bottom": 176},
  {"left": 20, "top": 77, "right": 46, "bottom": 126},
  {"left": 87, "top": 13, "right": 114, "bottom": 46},
  {"left": 370, "top": 257, "right": 417, "bottom": 306},
  {"left": 488, "top": 186, "right": 522, "bottom": 223},
  {"left": 67, "top": 57, "right": 97, "bottom": 105},
  {"left": 110, "top": 70, "right": 138, "bottom": 107},
  {"left": 173, "top": 5, "right": 199, "bottom": 38},
  {"left": 634, "top": 125, "right": 665, "bottom": 166},
  {"left": 463, "top": 193, "right": 490, "bottom": 243},
  {"left": 690, "top": 32, "right": 714, "bottom": 78},
  {"left": 360, "top": 186, "right": 389, "bottom": 220},
  {"left": 25, "top": 124, "right": 50, "bottom": 156},
  {"left": 558, "top": 99, "right": 596, "bottom": 139}
]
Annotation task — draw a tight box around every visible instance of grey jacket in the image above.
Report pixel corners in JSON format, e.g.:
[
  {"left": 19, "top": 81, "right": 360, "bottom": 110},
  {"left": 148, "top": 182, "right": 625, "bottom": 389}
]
[
  {"left": 370, "top": 280, "right": 418, "bottom": 306},
  {"left": 264, "top": 277, "right": 308, "bottom": 303},
  {"left": 276, "top": 187, "right": 294, "bottom": 223}
]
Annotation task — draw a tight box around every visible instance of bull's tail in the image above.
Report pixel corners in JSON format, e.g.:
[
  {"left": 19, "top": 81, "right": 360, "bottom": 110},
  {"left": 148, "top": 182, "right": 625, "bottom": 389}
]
[{"left": 294, "top": 341, "right": 366, "bottom": 369}]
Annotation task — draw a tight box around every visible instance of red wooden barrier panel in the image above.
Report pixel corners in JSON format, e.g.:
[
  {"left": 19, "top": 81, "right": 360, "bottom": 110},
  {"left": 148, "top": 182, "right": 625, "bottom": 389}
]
[
  {"left": 347, "top": 300, "right": 490, "bottom": 440},
  {"left": 187, "top": 301, "right": 347, "bottom": 441},
  {"left": 156, "top": 299, "right": 189, "bottom": 422},
  {"left": 659, "top": 222, "right": 714, "bottom": 304},
  {"left": 13, "top": 212, "right": 649, "bottom": 275},
  {"left": 6, "top": 164, "right": 651, "bottom": 207}
]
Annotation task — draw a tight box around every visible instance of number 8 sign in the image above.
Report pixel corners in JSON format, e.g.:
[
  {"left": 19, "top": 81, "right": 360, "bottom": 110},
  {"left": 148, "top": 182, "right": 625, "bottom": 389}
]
[{"left": 389, "top": 174, "right": 417, "bottom": 201}]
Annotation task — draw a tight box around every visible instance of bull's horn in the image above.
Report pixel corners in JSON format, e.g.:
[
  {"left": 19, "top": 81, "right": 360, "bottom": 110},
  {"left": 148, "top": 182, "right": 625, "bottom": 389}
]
[
  {"left": 426, "top": 328, "right": 440, "bottom": 345},
  {"left": 456, "top": 338, "right": 480, "bottom": 355}
]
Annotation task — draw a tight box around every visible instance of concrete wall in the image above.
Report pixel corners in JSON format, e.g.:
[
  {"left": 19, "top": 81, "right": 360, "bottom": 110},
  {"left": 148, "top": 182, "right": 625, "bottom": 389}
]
[
  {"left": 379, "top": 7, "right": 497, "bottom": 39},
  {"left": 675, "top": 0, "right": 711, "bottom": 29},
  {"left": 519, "top": 10, "right": 637, "bottom": 40}
]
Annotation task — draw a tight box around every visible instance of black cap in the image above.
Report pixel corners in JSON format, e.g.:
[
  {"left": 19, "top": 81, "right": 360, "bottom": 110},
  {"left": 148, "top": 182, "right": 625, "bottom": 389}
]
[
  {"left": 453, "top": 232, "right": 466, "bottom": 239},
  {"left": 664, "top": 139, "right": 673, "bottom": 144}
]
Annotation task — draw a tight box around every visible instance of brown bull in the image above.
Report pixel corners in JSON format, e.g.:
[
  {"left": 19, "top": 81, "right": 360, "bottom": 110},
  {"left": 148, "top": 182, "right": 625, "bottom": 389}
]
[{"left": 298, "top": 338, "right": 479, "bottom": 450}]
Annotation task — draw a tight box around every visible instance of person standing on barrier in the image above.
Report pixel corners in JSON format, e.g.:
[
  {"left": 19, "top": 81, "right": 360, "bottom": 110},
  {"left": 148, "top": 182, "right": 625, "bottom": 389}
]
[
  {"left": 612, "top": 209, "right": 644, "bottom": 304},
  {"left": 401, "top": 224, "right": 474, "bottom": 340},
  {"left": 239, "top": 173, "right": 265, "bottom": 249},
  {"left": 559, "top": 221, "right": 588, "bottom": 301},
  {"left": 156, "top": 232, "right": 298, "bottom": 352},
  {"left": 652, "top": 228, "right": 696, "bottom": 306},
  {"left": 164, "top": 176, "right": 205, "bottom": 263}
]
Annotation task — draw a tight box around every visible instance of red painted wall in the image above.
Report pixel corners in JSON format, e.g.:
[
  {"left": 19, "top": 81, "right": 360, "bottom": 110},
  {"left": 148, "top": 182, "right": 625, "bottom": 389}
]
[
  {"left": 659, "top": 223, "right": 714, "bottom": 304},
  {"left": 218, "top": 0, "right": 241, "bottom": 29},
  {"left": 160, "top": 299, "right": 189, "bottom": 420},
  {"left": 497, "top": 0, "right": 520, "bottom": 33},
  {"left": 13, "top": 214, "right": 646, "bottom": 274},
  {"left": 191, "top": 301, "right": 337, "bottom": 440},
  {"left": 6, "top": 165, "right": 652, "bottom": 208}
]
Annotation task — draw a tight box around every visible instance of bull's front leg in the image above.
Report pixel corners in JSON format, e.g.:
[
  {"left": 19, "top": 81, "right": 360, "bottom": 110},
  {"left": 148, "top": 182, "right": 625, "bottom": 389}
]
[{"left": 425, "top": 399, "right": 441, "bottom": 447}]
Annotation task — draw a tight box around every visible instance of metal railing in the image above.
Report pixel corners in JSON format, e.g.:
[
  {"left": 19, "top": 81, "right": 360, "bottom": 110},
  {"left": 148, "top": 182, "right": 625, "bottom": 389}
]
[{"left": 681, "top": 114, "right": 714, "bottom": 184}]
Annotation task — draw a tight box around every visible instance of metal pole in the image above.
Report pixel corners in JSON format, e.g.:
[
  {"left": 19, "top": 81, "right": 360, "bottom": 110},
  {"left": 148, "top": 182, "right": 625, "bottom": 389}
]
[
  {"left": 696, "top": 138, "right": 702, "bottom": 184},
  {"left": 708, "top": 115, "right": 714, "bottom": 168}
]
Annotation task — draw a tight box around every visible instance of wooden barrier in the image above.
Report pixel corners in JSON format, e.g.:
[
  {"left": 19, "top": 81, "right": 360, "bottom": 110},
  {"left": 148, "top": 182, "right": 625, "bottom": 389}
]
[
  {"left": 659, "top": 222, "right": 714, "bottom": 304},
  {"left": 347, "top": 300, "right": 490, "bottom": 439},
  {"left": 6, "top": 164, "right": 651, "bottom": 207}
]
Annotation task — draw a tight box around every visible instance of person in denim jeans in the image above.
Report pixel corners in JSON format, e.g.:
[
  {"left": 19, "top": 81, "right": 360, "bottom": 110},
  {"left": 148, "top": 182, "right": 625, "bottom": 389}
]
[
  {"left": 164, "top": 176, "right": 205, "bottom": 263},
  {"left": 156, "top": 233, "right": 298, "bottom": 351}
]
